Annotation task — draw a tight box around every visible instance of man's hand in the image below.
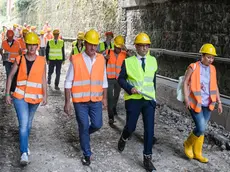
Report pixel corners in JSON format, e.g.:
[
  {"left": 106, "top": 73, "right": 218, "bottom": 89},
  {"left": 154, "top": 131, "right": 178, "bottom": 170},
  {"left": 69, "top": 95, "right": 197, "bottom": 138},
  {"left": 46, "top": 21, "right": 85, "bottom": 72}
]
[
  {"left": 5, "top": 95, "right": 12, "bottom": 105},
  {"left": 131, "top": 87, "right": 139, "bottom": 94},
  {"left": 102, "top": 98, "right": 107, "bottom": 110},
  {"left": 64, "top": 102, "right": 72, "bottom": 116}
]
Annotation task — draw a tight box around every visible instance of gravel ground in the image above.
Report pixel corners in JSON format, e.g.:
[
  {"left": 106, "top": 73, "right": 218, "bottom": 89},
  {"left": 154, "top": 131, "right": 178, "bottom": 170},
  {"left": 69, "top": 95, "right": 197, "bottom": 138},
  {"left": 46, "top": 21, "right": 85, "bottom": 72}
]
[{"left": 0, "top": 62, "right": 230, "bottom": 172}]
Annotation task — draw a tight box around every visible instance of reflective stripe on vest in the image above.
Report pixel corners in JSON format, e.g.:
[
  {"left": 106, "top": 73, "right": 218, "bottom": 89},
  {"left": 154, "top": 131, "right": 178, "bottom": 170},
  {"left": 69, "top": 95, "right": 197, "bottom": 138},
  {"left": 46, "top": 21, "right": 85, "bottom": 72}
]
[
  {"left": 14, "top": 87, "right": 43, "bottom": 99},
  {"left": 189, "top": 62, "right": 217, "bottom": 112},
  {"left": 124, "top": 55, "right": 158, "bottom": 101},
  {"left": 71, "top": 53, "right": 105, "bottom": 102},
  {"left": 13, "top": 55, "right": 45, "bottom": 104},
  {"left": 48, "top": 39, "right": 63, "bottom": 60},
  {"left": 17, "top": 80, "right": 43, "bottom": 88}
]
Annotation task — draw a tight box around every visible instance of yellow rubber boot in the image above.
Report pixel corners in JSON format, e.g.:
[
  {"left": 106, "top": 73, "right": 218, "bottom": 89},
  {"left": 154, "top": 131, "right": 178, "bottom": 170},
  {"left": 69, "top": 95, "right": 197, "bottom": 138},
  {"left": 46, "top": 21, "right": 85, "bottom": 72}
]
[
  {"left": 183, "top": 132, "right": 198, "bottom": 159},
  {"left": 193, "top": 135, "right": 209, "bottom": 163}
]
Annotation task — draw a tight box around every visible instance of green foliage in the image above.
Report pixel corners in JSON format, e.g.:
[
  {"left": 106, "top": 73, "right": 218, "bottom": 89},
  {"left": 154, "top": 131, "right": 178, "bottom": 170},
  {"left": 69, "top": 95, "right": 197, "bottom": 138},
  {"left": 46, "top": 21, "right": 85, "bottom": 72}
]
[
  {"left": 0, "top": 0, "right": 7, "bottom": 16},
  {"left": 15, "top": 0, "right": 31, "bottom": 11}
]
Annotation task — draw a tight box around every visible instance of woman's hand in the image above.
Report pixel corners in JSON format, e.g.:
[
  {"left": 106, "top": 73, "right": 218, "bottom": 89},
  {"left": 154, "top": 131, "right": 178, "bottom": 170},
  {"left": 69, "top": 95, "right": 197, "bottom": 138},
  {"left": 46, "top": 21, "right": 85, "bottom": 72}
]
[
  {"left": 41, "top": 95, "right": 47, "bottom": 106},
  {"left": 184, "top": 98, "right": 190, "bottom": 109},
  {"left": 5, "top": 94, "right": 12, "bottom": 105},
  {"left": 218, "top": 103, "right": 223, "bottom": 115}
]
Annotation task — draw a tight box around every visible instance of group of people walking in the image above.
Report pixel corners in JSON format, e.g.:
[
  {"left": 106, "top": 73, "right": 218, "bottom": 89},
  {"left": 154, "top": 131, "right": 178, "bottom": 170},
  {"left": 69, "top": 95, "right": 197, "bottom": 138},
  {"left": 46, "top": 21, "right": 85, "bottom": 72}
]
[{"left": 1, "top": 23, "right": 223, "bottom": 171}]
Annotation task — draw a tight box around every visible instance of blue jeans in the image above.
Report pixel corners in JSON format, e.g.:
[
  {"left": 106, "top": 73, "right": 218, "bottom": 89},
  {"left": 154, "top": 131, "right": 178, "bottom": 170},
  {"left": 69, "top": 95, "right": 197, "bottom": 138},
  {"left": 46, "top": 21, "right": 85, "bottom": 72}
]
[
  {"left": 122, "top": 98, "right": 156, "bottom": 155},
  {"left": 73, "top": 101, "right": 103, "bottom": 157},
  {"left": 190, "top": 107, "right": 211, "bottom": 137},
  {"left": 13, "top": 98, "right": 39, "bottom": 153}
]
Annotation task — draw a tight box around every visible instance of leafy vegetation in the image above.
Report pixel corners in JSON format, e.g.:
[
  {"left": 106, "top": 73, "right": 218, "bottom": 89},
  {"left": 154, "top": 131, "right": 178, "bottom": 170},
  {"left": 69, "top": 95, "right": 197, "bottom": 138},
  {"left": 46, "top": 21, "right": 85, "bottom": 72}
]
[
  {"left": 0, "top": 0, "right": 7, "bottom": 16},
  {"left": 15, "top": 0, "right": 31, "bottom": 11}
]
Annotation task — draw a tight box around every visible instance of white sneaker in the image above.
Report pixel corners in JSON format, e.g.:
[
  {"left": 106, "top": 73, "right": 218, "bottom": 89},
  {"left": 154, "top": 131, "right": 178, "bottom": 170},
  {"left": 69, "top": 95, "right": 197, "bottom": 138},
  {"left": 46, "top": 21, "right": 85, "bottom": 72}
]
[
  {"left": 20, "top": 152, "right": 29, "bottom": 165},
  {"left": 28, "top": 148, "right": 30, "bottom": 156}
]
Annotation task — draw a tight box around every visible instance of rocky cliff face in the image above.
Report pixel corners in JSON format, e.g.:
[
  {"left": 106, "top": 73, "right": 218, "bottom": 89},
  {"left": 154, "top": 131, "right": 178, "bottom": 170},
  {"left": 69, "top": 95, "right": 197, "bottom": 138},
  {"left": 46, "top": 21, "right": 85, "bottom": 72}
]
[
  {"left": 11, "top": 0, "right": 122, "bottom": 39},
  {"left": 10, "top": 0, "right": 230, "bottom": 95}
]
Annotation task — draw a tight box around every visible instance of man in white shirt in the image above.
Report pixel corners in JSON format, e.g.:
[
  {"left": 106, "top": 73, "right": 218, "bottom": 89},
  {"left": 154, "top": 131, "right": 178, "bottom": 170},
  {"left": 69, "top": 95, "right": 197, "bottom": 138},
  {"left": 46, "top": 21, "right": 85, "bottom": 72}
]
[
  {"left": 64, "top": 29, "right": 108, "bottom": 166},
  {"left": 39, "top": 30, "right": 46, "bottom": 56}
]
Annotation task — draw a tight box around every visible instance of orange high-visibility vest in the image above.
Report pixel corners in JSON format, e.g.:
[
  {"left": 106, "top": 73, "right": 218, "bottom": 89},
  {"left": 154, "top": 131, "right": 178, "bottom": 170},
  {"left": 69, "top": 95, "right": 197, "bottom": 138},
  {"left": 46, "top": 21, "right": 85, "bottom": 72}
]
[
  {"left": 71, "top": 53, "right": 105, "bottom": 103},
  {"left": 189, "top": 61, "right": 217, "bottom": 113},
  {"left": 17, "top": 38, "right": 27, "bottom": 55},
  {"left": 13, "top": 55, "right": 46, "bottom": 104},
  {"left": 2, "top": 40, "right": 21, "bottom": 63},
  {"left": 106, "top": 50, "right": 126, "bottom": 79}
]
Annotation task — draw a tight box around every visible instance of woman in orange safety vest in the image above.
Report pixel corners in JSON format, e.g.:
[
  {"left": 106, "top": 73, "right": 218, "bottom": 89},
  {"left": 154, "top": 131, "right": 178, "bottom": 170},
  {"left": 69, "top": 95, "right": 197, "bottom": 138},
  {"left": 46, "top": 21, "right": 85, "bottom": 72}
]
[
  {"left": 5, "top": 32, "right": 47, "bottom": 166},
  {"left": 183, "top": 43, "right": 223, "bottom": 163}
]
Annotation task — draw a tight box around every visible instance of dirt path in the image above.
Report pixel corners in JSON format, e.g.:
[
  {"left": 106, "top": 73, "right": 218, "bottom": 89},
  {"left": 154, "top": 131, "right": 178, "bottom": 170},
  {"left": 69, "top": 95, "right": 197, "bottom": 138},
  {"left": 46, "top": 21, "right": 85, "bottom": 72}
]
[{"left": 1, "top": 62, "right": 230, "bottom": 172}]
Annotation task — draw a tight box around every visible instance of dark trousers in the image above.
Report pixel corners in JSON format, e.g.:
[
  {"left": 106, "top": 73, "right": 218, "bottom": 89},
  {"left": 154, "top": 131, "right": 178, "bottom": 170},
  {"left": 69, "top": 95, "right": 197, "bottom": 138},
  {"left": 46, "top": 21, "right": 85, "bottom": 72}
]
[
  {"left": 107, "top": 79, "right": 121, "bottom": 120},
  {"left": 3, "top": 61, "right": 13, "bottom": 78},
  {"left": 122, "top": 98, "right": 156, "bottom": 155},
  {"left": 48, "top": 60, "right": 62, "bottom": 86},
  {"left": 39, "top": 47, "right": 46, "bottom": 56}
]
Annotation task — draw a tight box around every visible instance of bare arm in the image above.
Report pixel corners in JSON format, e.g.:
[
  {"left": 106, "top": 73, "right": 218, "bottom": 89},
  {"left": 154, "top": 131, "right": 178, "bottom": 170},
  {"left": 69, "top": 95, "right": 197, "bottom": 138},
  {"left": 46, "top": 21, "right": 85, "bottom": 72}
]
[
  {"left": 216, "top": 84, "right": 223, "bottom": 114},
  {"left": 102, "top": 88, "right": 107, "bottom": 110},
  {"left": 5, "top": 62, "right": 18, "bottom": 104},
  {"left": 183, "top": 67, "right": 193, "bottom": 108},
  {"left": 41, "top": 63, "right": 47, "bottom": 106},
  {"left": 64, "top": 88, "right": 72, "bottom": 115},
  {"left": 5, "top": 62, "right": 18, "bottom": 94}
]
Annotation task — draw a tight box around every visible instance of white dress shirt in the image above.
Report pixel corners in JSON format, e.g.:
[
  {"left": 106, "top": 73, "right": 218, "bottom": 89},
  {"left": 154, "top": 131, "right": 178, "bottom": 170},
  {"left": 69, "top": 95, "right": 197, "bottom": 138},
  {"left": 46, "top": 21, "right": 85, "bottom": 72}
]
[
  {"left": 64, "top": 52, "right": 108, "bottom": 89},
  {"left": 39, "top": 36, "right": 46, "bottom": 47},
  {"left": 136, "top": 53, "right": 146, "bottom": 65}
]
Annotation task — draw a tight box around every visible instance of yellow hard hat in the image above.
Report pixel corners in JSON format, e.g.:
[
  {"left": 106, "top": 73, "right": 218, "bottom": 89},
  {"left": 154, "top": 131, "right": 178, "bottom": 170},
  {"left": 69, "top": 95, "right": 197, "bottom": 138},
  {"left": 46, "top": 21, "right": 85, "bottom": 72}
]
[
  {"left": 114, "top": 35, "right": 125, "bottom": 48},
  {"left": 84, "top": 29, "right": 100, "bottom": 45},
  {"left": 40, "top": 30, "right": 45, "bottom": 35},
  {"left": 22, "top": 28, "right": 29, "bottom": 34},
  {"left": 13, "top": 23, "right": 18, "bottom": 27},
  {"left": 47, "top": 28, "right": 51, "bottom": 32},
  {"left": 199, "top": 43, "right": 217, "bottom": 56},
  {"left": 134, "top": 32, "right": 151, "bottom": 44},
  {"left": 77, "top": 31, "right": 85, "bottom": 40},
  {"left": 25, "top": 32, "right": 39, "bottom": 44},
  {"left": 53, "top": 29, "right": 60, "bottom": 34}
]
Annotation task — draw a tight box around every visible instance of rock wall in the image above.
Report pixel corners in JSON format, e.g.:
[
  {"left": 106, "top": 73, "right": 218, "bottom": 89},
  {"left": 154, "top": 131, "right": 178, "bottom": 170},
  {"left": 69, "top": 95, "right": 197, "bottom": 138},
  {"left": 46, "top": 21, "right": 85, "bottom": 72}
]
[
  {"left": 122, "top": 0, "right": 230, "bottom": 95},
  {"left": 9, "top": 0, "right": 230, "bottom": 95},
  {"left": 11, "top": 0, "right": 123, "bottom": 39}
]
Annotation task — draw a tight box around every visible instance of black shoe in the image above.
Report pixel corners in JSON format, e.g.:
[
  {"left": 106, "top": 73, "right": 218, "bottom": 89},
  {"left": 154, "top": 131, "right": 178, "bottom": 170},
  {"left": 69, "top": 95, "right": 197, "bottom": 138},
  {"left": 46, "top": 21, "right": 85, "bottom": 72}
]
[
  {"left": 143, "top": 155, "right": 156, "bottom": 171},
  {"left": 55, "top": 86, "right": 60, "bottom": 90},
  {"left": 109, "top": 119, "right": 114, "bottom": 125},
  {"left": 118, "top": 136, "right": 126, "bottom": 152},
  {"left": 152, "top": 137, "right": 157, "bottom": 145},
  {"left": 81, "top": 156, "right": 90, "bottom": 166},
  {"left": 113, "top": 107, "right": 118, "bottom": 116}
]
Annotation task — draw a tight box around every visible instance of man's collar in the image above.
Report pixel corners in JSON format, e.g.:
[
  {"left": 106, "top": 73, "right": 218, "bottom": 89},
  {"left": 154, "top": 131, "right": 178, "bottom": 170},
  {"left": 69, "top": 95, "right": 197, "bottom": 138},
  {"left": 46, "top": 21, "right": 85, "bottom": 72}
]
[
  {"left": 83, "top": 52, "right": 96, "bottom": 59},
  {"left": 136, "top": 53, "right": 146, "bottom": 60}
]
